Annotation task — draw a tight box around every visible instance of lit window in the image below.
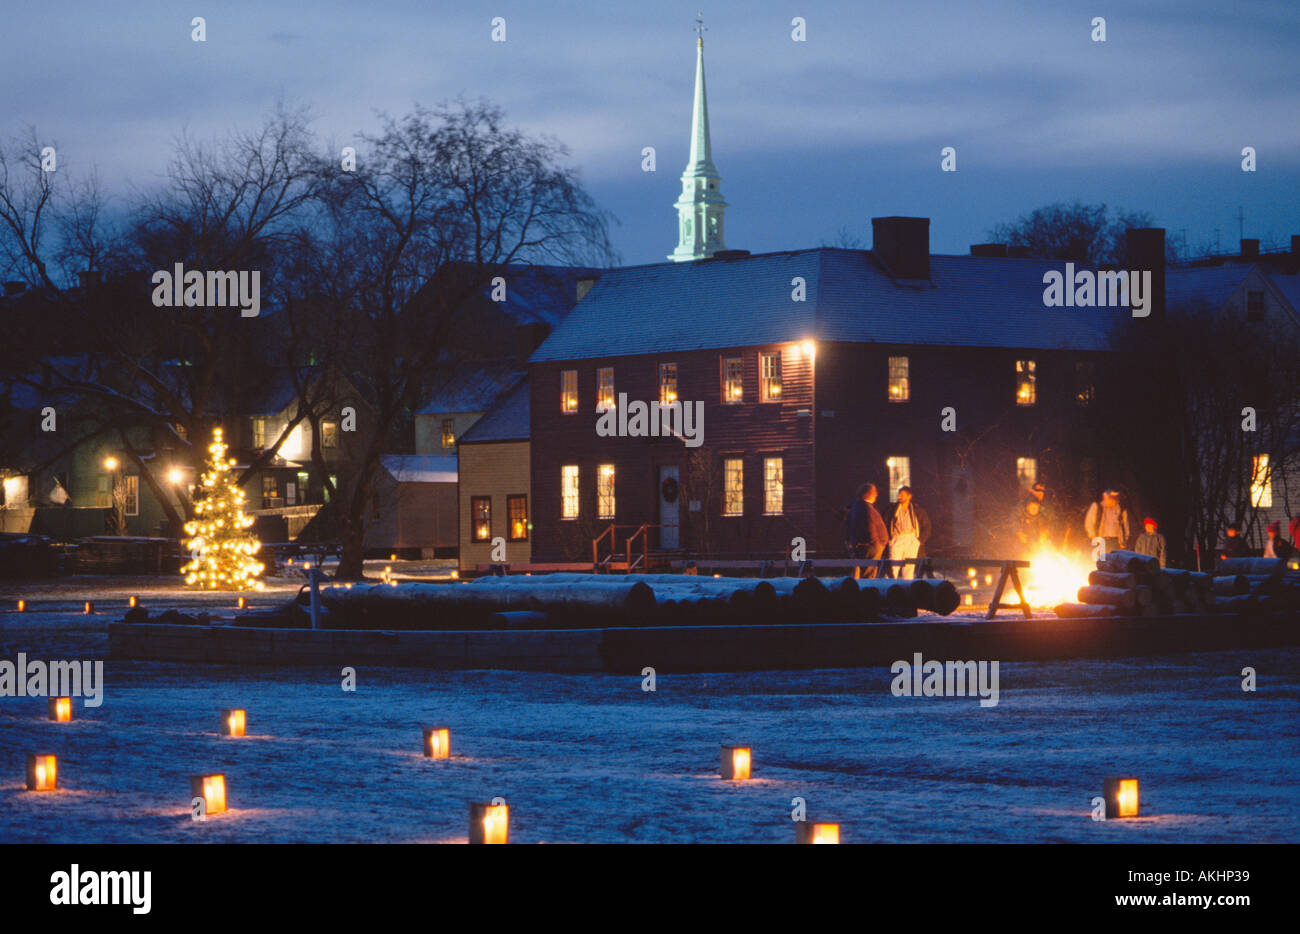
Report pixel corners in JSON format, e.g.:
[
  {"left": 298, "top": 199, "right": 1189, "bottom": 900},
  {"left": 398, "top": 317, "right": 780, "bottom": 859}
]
[
  {"left": 723, "top": 458, "right": 744, "bottom": 516},
  {"left": 284, "top": 422, "right": 305, "bottom": 457},
  {"left": 262, "top": 475, "right": 280, "bottom": 508},
  {"left": 251, "top": 418, "right": 266, "bottom": 449},
  {"left": 1015, "top": 359, "right": 1037, "bottom": 406},
  {"left": 597, "top": 464, "right": 615, "bottom": 519},
  {"left": 561, "top": 370, "right": 578, "bottom": 414},
  {"left": 95, "top": 475, "right": 110, "bottom": 508},
  {"left": 124, "top": 476, "right": 139, "bottom": 517},
  {"left": 764, "top": 457, "right": 784, "bottom": 515},
  {"left": 888, "top": 356, "right": 910, "bottom": 402},
  {"left": 760, "top": 352, "right": 782, "bottom": 402},
  {"left": 472, "top": 497, "right": 492, "bottom": 542},
  {"left": 507, "top": 495, "right": 528, "bottom": 541},
  {"left": 722, "top": 357, "right": 743, "bottom": 403},
  {"left": 1074, "top": 361, "right": 1095, "bottom": 408},
  {"left": 596, "top": 367, "right": 615, "bottom": 412},
  {"left": 660, "top": 363, "right": 678, "bottom": 405},
  {"left": 322, "top": 421, "right": 338, "bottom": 448},
  {"left": 887, "top": 456, "right": 911, "bottom": 502},
  {"left": 1252, "top": 455, "right": 1272, "bottom": 508},
  {"left": 561, "top": 465, "right": 580, "bottom": 519},
  {"left": 297, "top": 471, "right": 310, "bottom": 502},
  {"left": 441, "top": 419, "right": 456, "bottom": 449},
  {"left": 1017, "top": 457, "right": 1037, "bottom": 489}
]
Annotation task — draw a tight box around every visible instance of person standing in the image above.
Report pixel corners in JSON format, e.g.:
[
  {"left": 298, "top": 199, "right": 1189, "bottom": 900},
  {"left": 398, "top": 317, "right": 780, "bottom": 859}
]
[
  {"left": 1084, "top": 488, "right": 1130, "bottom": 553},
  {"left": 1133, "top": 517, "right": 1167, "bottom": 568},
  {"left": 1220, "top": 523, "right": 1249, "bottom": 560},
  {"left": 887, "top": 486, "right": 930, "bottom": 579},
  {"left": 1263, "top": 521, "right": 1292, "bottom": 561},
  {"left": 1012, "top": 499, "right": 1050, "bottom": 557},
  {"left": 847, "top": 483, "right": 889, "bottom": 577},
  {"left": 1025, "top": 482, "right": 1054, "bottom": 544}
]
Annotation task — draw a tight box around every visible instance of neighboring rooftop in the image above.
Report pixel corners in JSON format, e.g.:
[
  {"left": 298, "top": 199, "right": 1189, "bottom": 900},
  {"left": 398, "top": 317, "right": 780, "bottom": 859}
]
[
  {"left": 458, "top": 375, "right": 529, "bottom": 444},
  {"left": 379, "top": 454, "right": 458, "bottom": 484}
]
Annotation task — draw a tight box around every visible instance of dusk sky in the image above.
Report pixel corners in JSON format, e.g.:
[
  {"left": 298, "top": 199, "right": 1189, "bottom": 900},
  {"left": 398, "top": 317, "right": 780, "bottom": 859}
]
[{"left": 6, "top": 0, "right": 1297, "bottom": 266}]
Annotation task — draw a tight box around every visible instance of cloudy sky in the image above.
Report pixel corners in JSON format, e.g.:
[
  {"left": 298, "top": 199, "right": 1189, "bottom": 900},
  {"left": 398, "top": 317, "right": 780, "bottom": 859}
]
[{"left": 6, "top": 0, "right": 1297, "bottom": 265}]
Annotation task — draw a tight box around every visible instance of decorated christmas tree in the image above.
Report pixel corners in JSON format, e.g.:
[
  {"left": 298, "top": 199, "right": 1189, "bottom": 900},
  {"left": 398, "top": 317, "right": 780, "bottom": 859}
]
[{"left": 181, "top": 427, "right": 265, "bottom": 590}]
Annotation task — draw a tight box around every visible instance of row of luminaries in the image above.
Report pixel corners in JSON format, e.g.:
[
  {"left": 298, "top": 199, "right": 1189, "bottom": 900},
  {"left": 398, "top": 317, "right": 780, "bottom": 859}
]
[
  {"left": 239, "top": 575, "right": 957, "bottom": 630},
  {"left": 25, "top": 702, "right": 1141, "bottom": 840},
  {"left": 1055, "top": 552, "right": 1296, "bottom": 618}
]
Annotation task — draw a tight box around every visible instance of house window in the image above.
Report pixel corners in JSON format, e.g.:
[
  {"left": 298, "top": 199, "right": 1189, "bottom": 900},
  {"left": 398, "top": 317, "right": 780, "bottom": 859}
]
[
  {"left": 1017, "top": 457, "right": 1038, "bottom": 489},
  {"left": 175, "top": 423, "right": 188, "bottom": 441},
  {"left": 561, "top": 370, "right": 578, "bottom": 414},
  {"left": 1251, "top": 455, "right": 1272, "bottom": 508},
  {"left": 96, "top": 475, "right": 111, "bottom": 508},
  {"left": 760, "top": 352, "right": 782, "bottom": 402},
  {"left": 561, "top": 465, "right": 580, "bottom": 519},
  {"left": 763, "top": 457, "right": 784, "bottom": 515},
  {"left": 251, "top": 417, "right": 266, "bottom": 448},
  {"left": 472, "top": 496, "right": 492, "bottom": 542},
  {"left": 659, "top": 363, "right": 678, "bottom": 404},
  {"left": 322, "top": 421, "right": 338, "bottom": 448},
  {"left": 508, "top": 495, "right": 529, "bottom": 541},
  {"left": 723, "top": 457, "right": 744, "bottom": 516},
  {"left": 262, "top": 475, "right": 280, "bottom": 508},
  {"left": 326, "top": 474, "right": 338, "bottom": 502},
  {"left": 887, "top": 456, "right": 911, "bottom": 502},
  {"left": 297, "top": 471, "right": 311, "bottom": 503},
  {"left": 1074, "top": 361, "right": 1095, "bottom": 408},
  {"left": 1015, "top": 359, "right": 1037, "bottom": 406},
  {"left": 888, "top": 356, "right": 910, "bottom": 402},
  {"left": 597, "top": 464, "right": 616, "bottom": 519},
  {"left": 123, "top": 476, "right": 139, "bottom": 517},
  {"left": 441, "top": 419, "right": 456, "bottom": 449},
  {"left": 1247, "top": 290, "right": 1265, "bottom": 322},
  {"left": 721, "top": 357, "right": 743, "bottom": 403},
  {"left": 596, "top": 367, "right": 615, "bottom": 412},
  {"left": 285, "top": 480, "right": 297, "bottom": 505}
]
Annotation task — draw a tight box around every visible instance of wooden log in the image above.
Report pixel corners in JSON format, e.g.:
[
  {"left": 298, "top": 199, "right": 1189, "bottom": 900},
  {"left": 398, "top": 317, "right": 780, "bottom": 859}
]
[
  {"left": 856, "top": 585, "right": 883, "bottom": 619},
  {"left": 932, "top": 580, "right": 961, "bottom": 616},
  {"left": 1211, "top": 575, "right": 1248, "bottom": 596},
  {"left": 1188, "top": 571, "right": 1212, "bottom": 594},
  {"left": 1135, "top": 585, "right": 1153, "bottom": 607},
  {"left": 908, "top": 580, "right": 937, "bottom": 611},
  {"left": 1097, "top": 550, "right": 1159, "bottom": 576},
  {"left": 1088, "top": 570, "right": 1136, "bottom": 589},
  {"left": 1159, "top": 568, "right": 1192, "bottom": 594},
  {"left": 1054, "top": 602, "right": 1118, "bottom": 618},
  {"left": 1213, "top": 594, "right": 1258, "bottom": 613},
  {"left": 490, "top": 611, "right": 549, "bottom": 630},
  {"left": 854, "top": 580, "right": 913, "bottom": 613},
  {"left": 1076, "top": 585, "right": 1136, "bottom": 609},
  {"left": 1215, "top": 557, "right": 1285, "bottom": 579}
]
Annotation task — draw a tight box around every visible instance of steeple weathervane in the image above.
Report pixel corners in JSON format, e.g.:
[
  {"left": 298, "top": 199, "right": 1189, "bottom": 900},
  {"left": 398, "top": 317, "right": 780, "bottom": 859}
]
[{"left": 669, "top": 13, "right": 728, "bottom": 262}]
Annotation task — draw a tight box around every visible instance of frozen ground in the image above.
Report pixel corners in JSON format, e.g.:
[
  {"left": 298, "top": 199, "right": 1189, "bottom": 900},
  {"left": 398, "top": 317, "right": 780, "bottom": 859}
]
[{"left": 1, "top": 597, "right": 1297, "bottom": 843}]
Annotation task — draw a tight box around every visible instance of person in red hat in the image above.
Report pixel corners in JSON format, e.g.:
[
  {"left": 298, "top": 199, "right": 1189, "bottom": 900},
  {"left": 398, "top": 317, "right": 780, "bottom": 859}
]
[
  {"left": 1133, "top": 517, "right": 1167, "bottom": 568},
  {"left": 1263, "top": 521, "right": 1293, "bottom": 561}
]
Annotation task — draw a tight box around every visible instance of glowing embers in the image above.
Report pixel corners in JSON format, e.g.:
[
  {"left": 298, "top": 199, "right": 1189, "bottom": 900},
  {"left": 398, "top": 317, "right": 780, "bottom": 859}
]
[
  {"left": 423, "top": 728, "right": 450, "bottom": 759},
  {"left": 721, "top": 745, "right": 751, "bottom": 781},
  {"left": 221, "top": 709, "right": 246, "bottom": 737},
  {"left": 470, "top": 800, "right": 509, "bottom": 844},
  {"left": 796, "top": 823, "right": 841, "bottom": 844},
  {"left": 191, "top": 774, "right": 228, "bottom": 815},
  {"left": 27, "top": 754, "right": 58, "bottom": 791},
  {"left": 48, "top": 696, "right": 72, "bottom": 722},
  {"left": 1104, "top": 777, "right": 1140, "bottom": 819}
]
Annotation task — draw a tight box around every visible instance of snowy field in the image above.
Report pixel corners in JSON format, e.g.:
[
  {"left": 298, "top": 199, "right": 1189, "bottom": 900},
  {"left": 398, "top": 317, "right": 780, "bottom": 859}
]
[{"left": 2, "top": 598, "right": 1298, "bottom": 844}]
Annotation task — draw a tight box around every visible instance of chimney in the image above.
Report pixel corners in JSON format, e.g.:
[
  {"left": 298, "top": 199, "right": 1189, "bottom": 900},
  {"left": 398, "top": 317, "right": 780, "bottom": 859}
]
[
  {"left": 514, "top": 321, "right": 551, "bottom": 361},
  {"left": 1125, "top": 228, "right": 1166, "bottom": 323},
  {"left": 872, "top": 217, "right": 930, "bottom": 280},
  {"left": 970, "top": 243, "right": 1008, "bottom": 258},
  {"left": 576, "top": 276, "right": 598, "bottom": 303},
  {"left": 1241, "top": 238, "right": 1260, "bottom": 259},
  {"left": 1006, "top": 245, "right": 1031, "bottom": 258}
]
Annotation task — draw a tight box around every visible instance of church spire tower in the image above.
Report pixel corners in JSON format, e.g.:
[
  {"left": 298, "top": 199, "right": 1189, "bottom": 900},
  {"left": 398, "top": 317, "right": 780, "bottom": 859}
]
[{"left": 669, "top": 13, "right": 728, "bottom": 262}]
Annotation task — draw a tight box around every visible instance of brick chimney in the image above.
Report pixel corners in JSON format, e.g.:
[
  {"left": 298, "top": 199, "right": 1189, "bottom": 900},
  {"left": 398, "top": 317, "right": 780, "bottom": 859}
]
[
  {"left": 1241, "top": 238, "right": 1260, "bottom": 259},
  {"left": 1125, "top": 228, "right": 1166, "bottom": 323},
  {"left": 872, "top": 217, "right": 930, "bottom": 280},
  {"left": 970, "top": 243, "right": 1008, "bottom": 258}
]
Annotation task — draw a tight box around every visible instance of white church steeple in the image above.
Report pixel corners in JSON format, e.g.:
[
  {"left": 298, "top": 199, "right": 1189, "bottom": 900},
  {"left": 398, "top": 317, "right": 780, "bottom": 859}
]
[{"left": 669, "top": 16, "right": 728, "bottom": 262}]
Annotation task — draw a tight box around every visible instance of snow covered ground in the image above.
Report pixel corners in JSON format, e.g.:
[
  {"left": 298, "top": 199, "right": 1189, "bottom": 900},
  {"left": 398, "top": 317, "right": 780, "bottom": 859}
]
[{"left": 2, "top": 598, "right": 1297, "bottom": 844}]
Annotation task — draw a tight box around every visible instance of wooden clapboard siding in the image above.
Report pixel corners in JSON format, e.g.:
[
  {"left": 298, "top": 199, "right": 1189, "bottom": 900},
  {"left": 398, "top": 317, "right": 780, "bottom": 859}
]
[{"left": 458, "top": 440, "right": 532, "bottom": 571}]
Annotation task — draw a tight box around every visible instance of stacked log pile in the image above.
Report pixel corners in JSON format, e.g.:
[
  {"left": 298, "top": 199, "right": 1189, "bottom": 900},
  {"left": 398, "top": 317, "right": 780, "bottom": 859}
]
[{"left": 1054, "top": 550, "right": 1216, "bottom": 618}]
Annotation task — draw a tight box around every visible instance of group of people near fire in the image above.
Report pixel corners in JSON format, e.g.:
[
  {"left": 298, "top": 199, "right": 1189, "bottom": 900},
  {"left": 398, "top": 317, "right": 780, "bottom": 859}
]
[{"left": 844, "top": 481, "right": 1296, "bottom": 575}]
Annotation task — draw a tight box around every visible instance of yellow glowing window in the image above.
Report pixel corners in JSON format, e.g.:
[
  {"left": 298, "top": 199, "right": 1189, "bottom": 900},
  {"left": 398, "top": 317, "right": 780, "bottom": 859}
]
[
  {"left": 560, "top": 370, "right": 578, "bottom": 414},
  {"left": 507, "top": 495, "right": 528, "bottom": 541},
  {"left": 723, "top": 458, "right": 744, "bottom": 516},
  {"left": 760, "top": 352, "right": 782, "bottom": 402},
  {"left": 561, "top": 465, "right": 580, "bottom": 519},
  {"left": 1016, "top": 359, "right": 1037, "bottom": 406},
  {"left": 123, "top": 475, "right": 139, "bottom": 516},
  {"left": 659, "top": 363, "right": 678, "bottom": 405},
  {"left": 722, "top": 357, "right": 743, "bottom": 403},
  {"left": 887, "top": 456, "right": 911, "bottom": 502},
  {"left": 471, "top": 496, "right": 491, "bottom": 541},
  {"left": 1017, "top": 457, "right": 1037, "bottom": 489},
  {"left": 597, "top": 464, "right": 615, "bottom": 520},
  {"left": 441, "top": 419, "right": 455, "bottom": 449},
  {"left": 1251, "top": 455, "right": 1272, "bottom": 508},
  {"left": 596, "top": 367, "right": 615, "bottom": 412},
  {"left": 322, "top": 420, "right": 338, "bottom": 448},
  {"left": 888, "top": 356, "right": 910, "bottom": 402},
  {"left": 764, "top": 457, "right": 783, "bottom": 515}
]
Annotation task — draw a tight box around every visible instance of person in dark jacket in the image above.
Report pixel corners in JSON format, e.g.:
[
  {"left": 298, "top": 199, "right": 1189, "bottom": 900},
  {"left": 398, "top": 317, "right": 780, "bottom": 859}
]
[
  {"left": 1011, "top": 499, "right": 1050, "bottom": 557},
  {"left": 847, "top": 483, "right": 889, "bottom": 577},
  {"left": 1220, "top": 524, "right": 1249, "bottom": 560},
  {"left": 1264, "top": 521, "right": 1293, "bottom": 561},
  {"left": 887, "top": 486, "right": 931, "bottom": 579},
  {"left": 1133, "top": 517, "right": 1167, "bottom": 568}
]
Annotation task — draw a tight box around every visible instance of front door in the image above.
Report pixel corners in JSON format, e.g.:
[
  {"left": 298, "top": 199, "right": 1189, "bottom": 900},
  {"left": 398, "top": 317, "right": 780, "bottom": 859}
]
[{"left": 658, "top": 465, "right": 680, "bottom": 550}]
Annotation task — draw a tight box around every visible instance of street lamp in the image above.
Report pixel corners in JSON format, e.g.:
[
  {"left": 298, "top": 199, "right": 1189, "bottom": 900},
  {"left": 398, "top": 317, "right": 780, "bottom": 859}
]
[
  {"left": 167, "top": 467, "right": 184, "bottom": 486},
  {"left": 102, "top": 455, "right": 124, "bottom": 535}
]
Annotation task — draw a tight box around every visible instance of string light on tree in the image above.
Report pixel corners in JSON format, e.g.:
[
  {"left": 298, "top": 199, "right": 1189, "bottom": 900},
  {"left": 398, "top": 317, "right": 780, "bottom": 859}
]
[{"left": 180, "top": 427, "right": 265, "bottom": 590}]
